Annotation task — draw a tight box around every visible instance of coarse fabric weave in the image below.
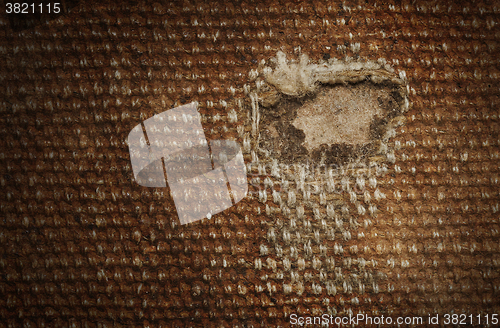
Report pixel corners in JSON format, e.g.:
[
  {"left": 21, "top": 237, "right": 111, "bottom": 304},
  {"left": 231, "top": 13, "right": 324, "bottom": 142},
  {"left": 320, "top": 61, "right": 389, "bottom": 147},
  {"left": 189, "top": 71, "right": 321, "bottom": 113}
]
[{"left": 1, "top": 0, "right": 500, "bottom": 327}]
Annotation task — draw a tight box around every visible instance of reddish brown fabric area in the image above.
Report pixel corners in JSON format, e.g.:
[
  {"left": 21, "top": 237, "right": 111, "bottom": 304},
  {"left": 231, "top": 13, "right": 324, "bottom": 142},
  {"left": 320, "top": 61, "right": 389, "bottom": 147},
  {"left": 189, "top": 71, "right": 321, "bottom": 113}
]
[{"left": 0, "top": 0, "right": 500, "bottom": 327}]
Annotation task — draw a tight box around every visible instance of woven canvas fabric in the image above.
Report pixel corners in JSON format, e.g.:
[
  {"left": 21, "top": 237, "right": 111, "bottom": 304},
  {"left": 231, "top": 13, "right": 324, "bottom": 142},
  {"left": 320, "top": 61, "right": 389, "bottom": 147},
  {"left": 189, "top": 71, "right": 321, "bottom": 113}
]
[{"left": 1, "top": 0, "right": 500, "bottom": 327}]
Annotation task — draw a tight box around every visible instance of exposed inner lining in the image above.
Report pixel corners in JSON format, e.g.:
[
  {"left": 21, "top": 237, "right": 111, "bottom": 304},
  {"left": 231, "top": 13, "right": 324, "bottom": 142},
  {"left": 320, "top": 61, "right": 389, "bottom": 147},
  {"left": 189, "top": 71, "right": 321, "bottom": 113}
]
[
  {"left": 292, "top": 83, "right": 387, "bottom": 150},
  {"left": 258, "top": 81, "right": 402, "bottom": 165}
]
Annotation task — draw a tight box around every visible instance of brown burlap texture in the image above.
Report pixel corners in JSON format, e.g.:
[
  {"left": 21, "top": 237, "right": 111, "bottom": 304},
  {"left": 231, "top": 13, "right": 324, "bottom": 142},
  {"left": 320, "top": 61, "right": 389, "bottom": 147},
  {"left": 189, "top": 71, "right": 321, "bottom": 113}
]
[{"left": 1, "top": 0, "right": 500, "bottom": 327}]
